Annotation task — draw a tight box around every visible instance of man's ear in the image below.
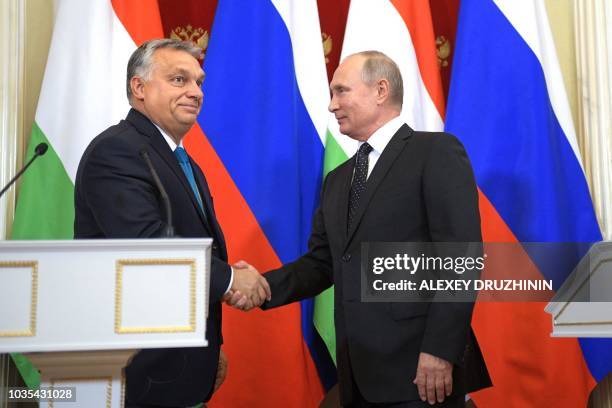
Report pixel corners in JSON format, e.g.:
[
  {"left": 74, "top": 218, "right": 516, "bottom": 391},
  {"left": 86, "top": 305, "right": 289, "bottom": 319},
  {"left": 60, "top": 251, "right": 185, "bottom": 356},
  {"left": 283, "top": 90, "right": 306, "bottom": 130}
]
[
  {"left": 130, "top": 76, "right": 146, "bottom": 100},
  {"left": 376, "top": 78, "right": 390, "bottom": 105}
]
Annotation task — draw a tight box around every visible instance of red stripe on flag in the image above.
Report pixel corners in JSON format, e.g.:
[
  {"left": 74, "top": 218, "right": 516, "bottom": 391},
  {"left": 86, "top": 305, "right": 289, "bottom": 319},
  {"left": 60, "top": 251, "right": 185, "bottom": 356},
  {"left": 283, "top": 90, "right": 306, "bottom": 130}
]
[
  {"left": 111, "top": 0, "right": 164, "bottom": 45},
  {"left": 472, "top": 190, "right": 595, "bottom": 407},
  {"left": 390, "top": 0, "right": 445, "bottom": 118},
  {"left": 184, "top": 125, "right": 325, "bottom": 407}
]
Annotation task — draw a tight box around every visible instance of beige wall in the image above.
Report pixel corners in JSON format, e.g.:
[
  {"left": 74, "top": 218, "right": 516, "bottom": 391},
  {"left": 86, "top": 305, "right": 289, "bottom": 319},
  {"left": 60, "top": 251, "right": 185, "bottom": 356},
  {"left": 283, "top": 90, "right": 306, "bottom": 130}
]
[{"left": 23, "top": 0, "right": 53, "bottom": 162}]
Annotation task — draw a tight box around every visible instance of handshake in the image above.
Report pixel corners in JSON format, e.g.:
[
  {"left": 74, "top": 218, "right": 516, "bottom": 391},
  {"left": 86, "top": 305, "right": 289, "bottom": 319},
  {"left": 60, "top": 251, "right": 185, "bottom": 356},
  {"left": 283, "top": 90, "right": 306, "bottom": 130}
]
[{"left": 223, "top": 260, "right": 271, "bottom": 311}]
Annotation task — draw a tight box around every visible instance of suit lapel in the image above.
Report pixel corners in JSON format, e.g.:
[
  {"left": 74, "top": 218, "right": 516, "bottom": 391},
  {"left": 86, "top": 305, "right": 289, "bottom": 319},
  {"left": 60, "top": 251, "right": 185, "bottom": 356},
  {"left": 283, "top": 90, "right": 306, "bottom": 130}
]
[
  {"left": 191, "top": 162, "right": 228, "bottom": 258},
  {"left": 126, "top": 109, "right": 212, "bottom": 235},
  {"left": 344, "top": 124, "right": 412, "bottom": 249},
  {"left": 337, "top": 158, "right": 355, "bottom": 239}
]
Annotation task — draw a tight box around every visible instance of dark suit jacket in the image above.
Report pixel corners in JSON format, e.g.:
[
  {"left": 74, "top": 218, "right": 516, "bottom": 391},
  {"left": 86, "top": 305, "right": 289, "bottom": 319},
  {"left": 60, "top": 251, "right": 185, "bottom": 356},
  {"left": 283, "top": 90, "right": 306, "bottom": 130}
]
[
  {"left": 74, "top": 108, "right": 231, "bottom": 407},
  {"left": 263, "top": 124, "right": 490, "bottom": 404}
]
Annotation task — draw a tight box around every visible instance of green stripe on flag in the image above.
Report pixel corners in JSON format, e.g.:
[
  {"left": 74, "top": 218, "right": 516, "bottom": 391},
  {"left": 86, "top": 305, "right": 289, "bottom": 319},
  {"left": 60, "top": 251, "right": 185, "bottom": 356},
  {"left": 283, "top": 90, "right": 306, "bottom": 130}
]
[
  {"left": 10, "top": 122, "right": 75, "bottom": 389},
  {"left": 314, "top": 130, "right": 349, "bottom": 364},
  {"left": 322, "top": 130, "right": 348, "bottom": 176},
  {"left": 314, "top": 286, "right": 336, "bottom": 364},
  {"left": 10, "top": 354, "right": 41, "bottom": 389},
  {"left": 12, "top": 122, "right": 75, "bottom": 240}
]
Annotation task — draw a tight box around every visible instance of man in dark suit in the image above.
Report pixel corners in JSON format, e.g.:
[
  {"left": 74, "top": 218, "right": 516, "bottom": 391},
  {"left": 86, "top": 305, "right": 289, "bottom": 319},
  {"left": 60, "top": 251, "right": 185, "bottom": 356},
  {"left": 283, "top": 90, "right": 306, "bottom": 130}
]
[
  {"left": 230, "top": 51, "right": 489, "bottom": 407},
  {"left": 74, "top": 39, "right": 270, "bottom": 408}
]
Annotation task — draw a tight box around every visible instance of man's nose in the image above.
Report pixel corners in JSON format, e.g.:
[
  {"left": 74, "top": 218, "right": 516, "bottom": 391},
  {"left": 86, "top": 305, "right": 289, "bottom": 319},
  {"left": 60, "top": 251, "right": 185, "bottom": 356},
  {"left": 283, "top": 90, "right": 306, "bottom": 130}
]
[
  {"left": 328, "top": 95, "right": 338, "bottom": 113},
  {"left": 188, "top": 81, "right": 203, "bottom": 99}
]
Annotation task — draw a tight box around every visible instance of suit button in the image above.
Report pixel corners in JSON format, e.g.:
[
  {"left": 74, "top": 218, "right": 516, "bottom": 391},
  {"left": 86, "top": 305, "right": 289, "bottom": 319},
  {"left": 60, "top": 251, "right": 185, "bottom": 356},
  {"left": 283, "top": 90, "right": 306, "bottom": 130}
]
[
  {"left": 342, "top": 254, "right": 351, "bottom": 262},
  {"left": 212, "top": 244, "right": 218, "bottom": 252}
]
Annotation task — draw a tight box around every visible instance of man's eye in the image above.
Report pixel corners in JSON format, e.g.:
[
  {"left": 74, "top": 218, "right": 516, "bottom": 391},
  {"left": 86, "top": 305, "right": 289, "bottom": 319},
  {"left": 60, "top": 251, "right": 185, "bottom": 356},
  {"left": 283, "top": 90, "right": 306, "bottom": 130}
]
[{"left": 172, "top": 76, "right": 185, "bottom": 84}]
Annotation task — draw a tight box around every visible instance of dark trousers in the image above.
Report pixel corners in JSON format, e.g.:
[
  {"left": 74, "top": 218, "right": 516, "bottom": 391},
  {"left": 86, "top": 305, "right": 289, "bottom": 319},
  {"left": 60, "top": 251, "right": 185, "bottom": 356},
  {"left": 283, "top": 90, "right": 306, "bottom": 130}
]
[
  {"left": 342, "top": 353, "right": 464, "bottom": 408},
  {"left": 344, "top": 394, "right": 465, "bottom": 408},
  {"left": 343, "top": 376, "right": 465, "bottom": 408}
]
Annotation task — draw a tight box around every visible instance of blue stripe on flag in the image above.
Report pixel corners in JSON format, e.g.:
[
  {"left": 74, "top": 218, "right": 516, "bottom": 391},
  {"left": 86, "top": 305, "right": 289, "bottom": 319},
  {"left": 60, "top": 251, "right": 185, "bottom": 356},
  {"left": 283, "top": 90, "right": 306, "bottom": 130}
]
[
  {"left": 579, "top": 338, "right": 612, "bottom": 382},
  {"left": 199, "top": 0, "right": 334, "bottom": 387},
  {"left": 446, "top": 0, "right": 612, "bottom": 381}
]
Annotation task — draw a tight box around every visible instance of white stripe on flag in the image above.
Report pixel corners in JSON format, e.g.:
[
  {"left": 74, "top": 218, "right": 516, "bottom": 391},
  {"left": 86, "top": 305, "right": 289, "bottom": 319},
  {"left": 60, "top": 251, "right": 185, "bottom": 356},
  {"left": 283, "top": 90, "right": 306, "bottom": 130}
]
[
  {"left": 493, "top": 0, "right": 583, "bottom": 169},
  {"left": 36, "top": 0, "right": 135, "bottom": 182},
  {"left": 271, "top": 0, "right": 330, "bottom": 145}
]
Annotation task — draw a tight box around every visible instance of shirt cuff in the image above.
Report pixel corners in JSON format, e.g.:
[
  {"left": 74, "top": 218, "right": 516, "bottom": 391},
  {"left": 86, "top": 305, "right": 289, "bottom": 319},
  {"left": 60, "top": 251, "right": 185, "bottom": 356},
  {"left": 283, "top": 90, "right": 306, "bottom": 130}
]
[{"left": 224, "top": 266, "right": 234, "bottom": 295}]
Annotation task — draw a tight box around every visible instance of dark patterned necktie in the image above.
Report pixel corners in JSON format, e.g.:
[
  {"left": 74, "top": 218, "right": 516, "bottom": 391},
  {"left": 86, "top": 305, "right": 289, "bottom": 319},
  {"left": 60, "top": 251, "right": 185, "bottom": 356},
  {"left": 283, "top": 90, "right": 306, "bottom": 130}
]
[{"left": 348, "top": 142, "right": 373, "bottom": 232}]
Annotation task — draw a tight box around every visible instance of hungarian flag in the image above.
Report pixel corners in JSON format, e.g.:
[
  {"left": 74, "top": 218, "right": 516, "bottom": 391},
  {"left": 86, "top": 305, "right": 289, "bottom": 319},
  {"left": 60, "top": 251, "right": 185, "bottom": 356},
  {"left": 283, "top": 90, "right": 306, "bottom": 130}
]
[
  {"left": 11, "top": 0, "right": 163, "bottom": 388},
  {"left": 446, "top": 0, "right": 612, "bottom": 406},
  {"left": 314, "top": 0, "right": 445, "bottom": 363},
  {"left": 13, "top": 0, "right": 163, "bottom": 241}
]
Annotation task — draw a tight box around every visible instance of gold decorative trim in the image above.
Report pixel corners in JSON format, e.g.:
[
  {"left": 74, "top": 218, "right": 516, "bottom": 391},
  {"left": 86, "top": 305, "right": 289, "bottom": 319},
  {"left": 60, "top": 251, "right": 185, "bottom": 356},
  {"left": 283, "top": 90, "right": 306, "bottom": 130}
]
[
  {"left": 107, "top": 377, "right": 113, "bottom": 408},
  {"left": 50, "top": 377, "right": 112, "bottom": 408},
  {"left": 436, "top": 35, "right": 451, "bottom": 67},
  {"left": 170, "top": 25, "right": 208, "bottom": 61},
  {"left": 553, "top": 256, "right": 612, "bottom": 326},
  {"left": 115, "top": 258, "right": 196, "bottom": 334},
  {"left": 0, "top": 261, "right": 37, "bottom": 337},
  {"left": 321, "top": 32, "right": 332, "bottom": 63},
  {"left": 120, "top": 372, "right": 126, "bottom": 408}
]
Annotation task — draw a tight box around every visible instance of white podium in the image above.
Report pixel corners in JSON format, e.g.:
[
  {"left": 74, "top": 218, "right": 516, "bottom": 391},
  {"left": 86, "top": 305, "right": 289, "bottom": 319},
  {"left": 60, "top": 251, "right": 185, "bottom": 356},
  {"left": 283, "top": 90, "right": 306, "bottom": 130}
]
[
  {"left": 0, "top": 239, "right": 211, "bottom": 407},
  {"left": 546, "top": 241, "right": 612, "bottom": 337}
]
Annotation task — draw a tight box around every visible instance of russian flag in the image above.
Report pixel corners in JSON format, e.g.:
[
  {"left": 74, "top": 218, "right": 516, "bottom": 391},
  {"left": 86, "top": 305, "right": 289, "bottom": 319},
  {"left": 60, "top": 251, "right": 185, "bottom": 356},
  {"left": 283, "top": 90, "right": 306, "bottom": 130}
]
[
  {"left": 183, "top": 0, "right": 331, "bottom": 406},
  {"left": 446, "top": 0, "right": 612, "bottom": 406}
]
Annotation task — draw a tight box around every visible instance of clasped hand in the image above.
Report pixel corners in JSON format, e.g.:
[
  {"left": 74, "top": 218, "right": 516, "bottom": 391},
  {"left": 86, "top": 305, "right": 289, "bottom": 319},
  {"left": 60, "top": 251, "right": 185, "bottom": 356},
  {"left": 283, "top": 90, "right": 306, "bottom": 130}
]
[{"left": 223, "top": 260, "right": 271, "bottom": 311}]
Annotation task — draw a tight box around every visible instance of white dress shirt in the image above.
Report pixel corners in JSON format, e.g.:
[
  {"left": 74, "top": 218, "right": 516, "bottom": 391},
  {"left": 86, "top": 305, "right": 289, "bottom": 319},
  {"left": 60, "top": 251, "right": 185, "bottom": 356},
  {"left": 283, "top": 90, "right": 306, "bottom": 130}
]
[
  {"left": 358, "top": 115, "right": 404, "bottom": 179},
  {"left": 154, "top": 124, "right": 182, "bottom": 151}
]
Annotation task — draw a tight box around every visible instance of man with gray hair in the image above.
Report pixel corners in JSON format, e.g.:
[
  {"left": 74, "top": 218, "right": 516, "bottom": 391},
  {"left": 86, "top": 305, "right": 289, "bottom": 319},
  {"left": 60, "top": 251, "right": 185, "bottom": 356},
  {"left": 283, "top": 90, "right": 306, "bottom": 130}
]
[
  {"left": 74, "top": 39, "right": 270, "bottom": 407},
  {"left": 231, "top": 51, "right": 490, "bottom": 406}
]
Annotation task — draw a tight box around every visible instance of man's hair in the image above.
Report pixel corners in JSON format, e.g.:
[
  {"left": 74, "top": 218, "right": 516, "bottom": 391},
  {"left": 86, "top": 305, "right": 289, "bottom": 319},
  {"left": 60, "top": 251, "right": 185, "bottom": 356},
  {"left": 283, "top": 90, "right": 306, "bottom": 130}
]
[
  {"left": 126, "top": 38, "right": 201, "bottom": 101},
  {"left": 356, "top": 50, "right": 404, "bottom": 108}
]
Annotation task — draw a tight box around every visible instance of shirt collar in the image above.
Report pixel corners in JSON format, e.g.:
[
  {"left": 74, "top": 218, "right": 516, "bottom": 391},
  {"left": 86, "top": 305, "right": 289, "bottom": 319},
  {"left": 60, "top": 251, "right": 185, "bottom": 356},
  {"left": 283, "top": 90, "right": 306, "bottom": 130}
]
[
  {"left": 153, "top": 123, "right": 183, "bottom": 151},
  {"left": 360, "top": 115, "right": 403, "bottom": 155}
]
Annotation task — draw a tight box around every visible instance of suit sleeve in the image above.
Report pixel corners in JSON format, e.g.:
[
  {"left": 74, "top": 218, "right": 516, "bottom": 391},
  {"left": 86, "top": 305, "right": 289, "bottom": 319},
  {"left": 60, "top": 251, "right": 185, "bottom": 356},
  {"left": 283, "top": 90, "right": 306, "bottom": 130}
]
[
  {"left": 77, "top": 137, "right": 231, "bottom": 302},
  {"left": 261, "top": 177, "right": 335, "bottom": 309},
  {"left": 209, "top": 259, "right": 231, "bottom": 303},
  {"left": 420, "top": 133, "right": 482, "bottom": 365}
]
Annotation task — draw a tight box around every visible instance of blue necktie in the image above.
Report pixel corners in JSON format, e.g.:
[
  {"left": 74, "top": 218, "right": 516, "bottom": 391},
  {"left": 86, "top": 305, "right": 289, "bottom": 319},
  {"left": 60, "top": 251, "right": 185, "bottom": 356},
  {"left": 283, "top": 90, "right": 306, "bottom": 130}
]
[{"left": 174, "top": 147, "right": 206, "bottom": 215}]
